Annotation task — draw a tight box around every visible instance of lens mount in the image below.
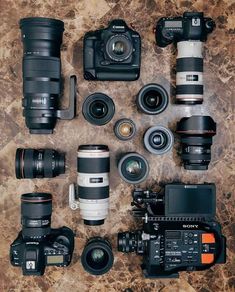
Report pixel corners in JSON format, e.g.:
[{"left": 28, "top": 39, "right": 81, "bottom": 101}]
[
  {"left": 106, "top": 34, "right": 133, "bottom": 62},
  {"left": 81, "top": 237, "right": 114, "bottom": 275},
  {"left": 118, "top": 153, "right": 149, "bottom": 184},
  {"left": 82, "top": 93, "right": 115, "bottom": 126},
  {"left": 136, "top": 84, "right": 169, "bottom": 115},
  {"left": 114, "top": 118, "right": 136, "bottom": 141},
  {"left": 144, "top": 126, "right": 174, "bottom": 155}
]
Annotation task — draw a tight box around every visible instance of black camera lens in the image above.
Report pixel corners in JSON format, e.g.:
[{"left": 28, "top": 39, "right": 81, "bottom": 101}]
[
  {"left": 81, "top": 237, "right": 114, "bottom": 275},
  {"left": 144, "top": 126, "right": 174, "bottom": 155},
  {"left": 176, "top": 116, "right": 216, "bottom": 170},
  {"left": 19, "top": 17, "right": 76, "bottom": 134},
  {"left": 114, "top": 118, "right": 136, "bottom": 141},
  {"left": 15, "top": 148, "right": 65, "bottom": 179},
  {"left": 106, "top": 34, "right": 133, "bottom": 62},
  {"left": 136, "top": 84, "right": 168, "bottom": 115},
  {"left": 118, "top": 232, "right": 138, "bottom": 253},
  {"left": 118, "top": 153, "right": 149, "bottom": 184},
  {"left": 82, "top": 93, "right": 115, "bottom": 126},
  {"left": 21, "top": 193, "right": 52, "bottom": 239}
]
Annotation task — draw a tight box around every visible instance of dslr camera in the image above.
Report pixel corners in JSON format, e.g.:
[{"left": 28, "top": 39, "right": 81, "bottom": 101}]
[
  {"left": 83, "top": 19, "right": 141, "bottom": 81},
  {"left": 155, "top": 12, "right": 215, "bottom": 104},
  {"left": 10, "top": 193, "right": 74, "bottom": 275},
  {"left": 118, "top": 184, "right": 226, "bottom": 278}
]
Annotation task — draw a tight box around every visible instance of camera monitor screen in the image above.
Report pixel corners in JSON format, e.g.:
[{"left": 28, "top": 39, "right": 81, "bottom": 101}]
[{"left": 165, "top": 184, "right": 216, "bottom": 217}]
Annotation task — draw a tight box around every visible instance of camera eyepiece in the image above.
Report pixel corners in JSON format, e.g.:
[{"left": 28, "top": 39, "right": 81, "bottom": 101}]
[
  {"left": 118, "top": 153, "right": 149, "bottom": 184},
  {"left": 176, "top": 115, "right": 216, "bottom": 170},
  {"left": 81, "top": 237, "right": 114, "bottom": 275},
  {"left": 144, "top": 126, "right": 174, "bottom": 155},
  {"left": 15, "top": 148, "right": 65, "bottom": 179},
  {"left": 21, "top": 193, "right": 52, "bottom": 239},
  {"left": 82, "top": 93, "right": 115, "bottom": 126},
  {"left": 136, "top": 84, "right": 168, "bottom": 115},
  {"left": 114, "top": 118, "right": 136, "bottom": 141}
]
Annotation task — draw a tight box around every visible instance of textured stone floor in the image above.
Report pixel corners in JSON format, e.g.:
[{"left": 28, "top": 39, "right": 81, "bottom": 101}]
[{"left": 0, "top": 0, "right": 234, "bottom": 291}]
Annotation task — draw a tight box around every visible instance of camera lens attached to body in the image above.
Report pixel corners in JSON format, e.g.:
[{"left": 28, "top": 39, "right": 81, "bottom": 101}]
[
  {"left": 144, "top": 126, "right": 174, "bottom": 155},
  {"left": 118, "top": 153, "right": 149, "bottom": 184},
  {"left": 81, "top": 237, "right": 114, "bottom": 275},
  {"left": 82, "top": 93, "right": 115, "bottom": 126},
  {"left": 136, "top": 84, "right": 169, "bottom": 115},
  {"left": 176, "top": 115, "right": 216, "bottom": 170},
  {"left": 114, "top": 118, "right": 136, "bottom": 141},
  {"left": 106, "top": 34, "right": 133, "bottom": 62},
  {"left": 15, "top": 148, "right": 65, "bottom": 179}
]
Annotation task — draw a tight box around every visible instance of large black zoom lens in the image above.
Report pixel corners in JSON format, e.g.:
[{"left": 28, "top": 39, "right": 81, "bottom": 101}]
[
  {"left": 19, "top": 17, "right": 76, "bottom": 134},
  {"left": 21, "top": 193, "right": 52, "bottom": 239},
  {"left": 15, "top": 148, "right": 65, "bottom": 179},
  {"left": 176, "top": 116, "right": 216, "bottom": 170}
]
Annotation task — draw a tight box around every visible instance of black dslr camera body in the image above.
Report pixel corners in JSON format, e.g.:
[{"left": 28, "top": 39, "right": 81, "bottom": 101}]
[
  {"left": 155, "top": 12, "right": 215, "bottom": 105},
  {"left": 118, "top": 184, "right": 226, "bottom": 278},
  {"left": 83, "top": 19, "right": 141, "bottom": 81},
  {"left": 10, "top": 193, "right": 74, "bottom": 275}
]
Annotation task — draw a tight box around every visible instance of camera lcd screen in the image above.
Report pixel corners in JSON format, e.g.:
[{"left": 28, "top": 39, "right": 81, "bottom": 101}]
[
  {"left": 165, "top": 184, "right": 215, "bottom": 217},
  {"left": 165, "top": 21, "right": 182, "bottom": 28},
  {"left": 47, "top": 255, "right": 64, "bottom": 264}
]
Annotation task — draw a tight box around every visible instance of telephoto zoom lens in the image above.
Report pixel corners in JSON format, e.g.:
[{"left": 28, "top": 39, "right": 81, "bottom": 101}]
[
  {"left": 118, "top": 153, "right": 149, "bottom": 184},
  {"left": 77, "top": 145, "right": 110, "bottom": 225},
  {"left": 19, "top": 17, "right": 76, "bottom": 134},
  {"left": 21, "top": 193, "right": 52, "bottom": 239},
  {"left": 176, "top": 116, "right": 216, "bottom": 170},
  {"left": 176, "top": 41, "right": 203, "bottom": 104},
  {"left": 136, "top": 84, "right": 168, "bottom": 115},
  {"left": 15, "top": 148, "right": 65, "bottom": 179},
  {"left": 81, "top": 237, "right": 114, "bottom": 275},
  {"left": 144, "top": 126, "right": 174, "bottom": 155}
]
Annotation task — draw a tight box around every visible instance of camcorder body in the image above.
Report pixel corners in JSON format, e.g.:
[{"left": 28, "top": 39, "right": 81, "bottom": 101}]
[{"left": 118, "top": 184, "right": 226, "bottom": 278}]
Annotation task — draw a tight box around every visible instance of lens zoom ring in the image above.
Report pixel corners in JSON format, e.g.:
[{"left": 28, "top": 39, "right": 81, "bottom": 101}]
[
  {"left": 78, "top": 186, "right": 109, "bottom": 199},
  {"left": 176, "top": 57, "right": 203, "bottom": 72},
  {"left": 78, "top": 157, "right": 110, "bottom": 173}
]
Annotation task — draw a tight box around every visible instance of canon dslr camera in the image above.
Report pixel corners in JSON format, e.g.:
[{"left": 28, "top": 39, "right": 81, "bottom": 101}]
[
  {"left": 83, "top": 19, "right": 141, "bottom": 81},
  {"left": 118, "top": 184, "right": 226, "bottom": 278},
  {"left": 10, "top": 193, "right": 74, "bottom": 275}
]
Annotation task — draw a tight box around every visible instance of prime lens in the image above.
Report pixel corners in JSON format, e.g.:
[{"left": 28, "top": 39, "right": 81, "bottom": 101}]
[
  {"left": 77, "top": 145, "right": 110, "bottom": 225},
  {"left": 176, "top": 115, "right": 216, "bottom": 170},
  {"left": 82, "top": 93, "right": 115, "bottom": 126},
  {"left": 15, "top": 148, "right": 65, "bottom": 179},
  {"left": 118, "top": 153, "right": 149, "bottom": 184},
  {"left": 118, "top": 232, "right": 138, "bottom": 253},
  {"left": 21, "top": 193, "right": 52, "bottom": 239},
  {"left": 144, "top": 126, "right": 174, "bottom": 155},
  {"left": 136, "top": 84, "right": 168, "bottom": 115},
  {"left": 81, "top": 237, "right": 114, "bottom": 275},
  {"left": 114, "top": 118, "right": 136, "bottom": 141}
]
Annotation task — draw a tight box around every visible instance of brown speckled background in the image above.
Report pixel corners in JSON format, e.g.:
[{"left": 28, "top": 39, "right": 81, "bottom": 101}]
[{"left": 0, "top": 0, "right": 234, "bottom": 291}]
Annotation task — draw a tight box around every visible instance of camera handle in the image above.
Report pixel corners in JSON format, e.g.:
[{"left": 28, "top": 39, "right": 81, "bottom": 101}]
[
  {"left": 69, "top": 184, "right": 79, "bottom": 210},
  {"left": 57, "top": 75, "right": 77, "bottom": 120}
]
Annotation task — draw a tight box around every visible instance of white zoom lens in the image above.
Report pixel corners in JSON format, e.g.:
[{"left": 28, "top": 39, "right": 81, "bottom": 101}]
[
  {"left": 77, "top": 145, "right": 110, "bottom": 226},
  {"left": 176, "top": 41, "right": 203, "bottom": 104}
]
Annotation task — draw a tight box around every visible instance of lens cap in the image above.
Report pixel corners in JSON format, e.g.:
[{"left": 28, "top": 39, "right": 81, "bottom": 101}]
[{"left": 82, "top": 93, "right": 115, "bottom": 126}]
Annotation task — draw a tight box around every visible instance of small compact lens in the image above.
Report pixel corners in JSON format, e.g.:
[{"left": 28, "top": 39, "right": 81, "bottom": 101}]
[
  {"left": 82, "top": 93, "right": 115, "bottom": 126},
  {"left": 176, "top": 115, "right": 216, "bottom": 170},
  {"left": 21, "top": 193, "right": 52, "bottom": 239},
  {"left": 15, "top": 148, "right": 65, "bottom": 179},
  {"left": 114, "top": 118, "right": 136, "bottom": 141},
  {"left": 106, "top": 34, "right": 133, "bottom": 62},
  {"left": 136, "top": 84, "right": 168, "bottom": 115},
  {"left": 144, "top": 126, "right": 174, "bottom": 155},
  {"left": 81, "top": 237, "right": 114, "bottom": 275},
  {"left": 118, "top": 232, "right": 138, "bottom": 253},
  {"left": 118, "top": 153, "right": 149, "bottom": 184}
]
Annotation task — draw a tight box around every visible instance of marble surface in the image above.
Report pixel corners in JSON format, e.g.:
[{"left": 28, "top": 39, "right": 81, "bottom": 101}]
[{"left": 0, "top": 0, "right": 234, "bottom": 291}]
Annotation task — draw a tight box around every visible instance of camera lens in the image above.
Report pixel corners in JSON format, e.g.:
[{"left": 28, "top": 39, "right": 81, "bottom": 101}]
[
  {"left": 144, "top": 126, "right": 174, "bottom": 155},
  {"left": 136, "top": 84, "right": 168, "bottom": 115},
  {"left": 21, "top": 193, "right": 52, "bottom": 239},
  {"left": 15, "top": 148, "right": 65, "bottom": 179},
  {"left": 77, "top": 145, "right": 110, "bottom": 225},
  {"left": 118, "top": 232, "right": 138, "bottom": 253},
  {"left": 176, "top": 116, "right": 216, "bottom": 170},
  {"left": 114, "top": 119, "right": 136, "bottom": 141},
  {"left": 82, "top": 93, "right": 115, "bottom": 126},
  {"left": 118, "top": 153, "right": 149, "bottom": 184},
  {"left": 81, "top": 237, "right": 114, "bottom": 275},
  {"left": 106, "top": 34, "right": 133, "bottom": 62}
]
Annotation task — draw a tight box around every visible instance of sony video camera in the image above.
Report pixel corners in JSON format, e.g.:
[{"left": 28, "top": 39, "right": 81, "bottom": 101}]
[{"left": 118, "top": 184, "right": 226, "bottom": 278}]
